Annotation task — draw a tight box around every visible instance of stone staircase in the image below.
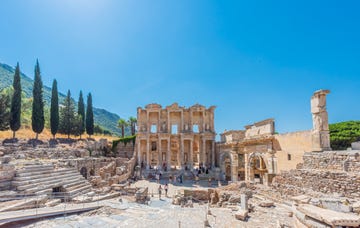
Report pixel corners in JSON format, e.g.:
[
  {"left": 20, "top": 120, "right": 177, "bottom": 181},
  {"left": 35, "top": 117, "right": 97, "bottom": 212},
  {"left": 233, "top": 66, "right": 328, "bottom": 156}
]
[{"left": 12, "top": 163, "right": 92, "bottom": 199}]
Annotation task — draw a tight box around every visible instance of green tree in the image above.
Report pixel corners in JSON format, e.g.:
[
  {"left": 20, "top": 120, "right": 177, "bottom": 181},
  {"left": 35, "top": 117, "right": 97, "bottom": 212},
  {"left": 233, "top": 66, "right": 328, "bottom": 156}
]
[
  {"left": 94, "top": 124, "right": 104, "bottom": 135},
  {"left": 0, "top": 90, "right": 10, "bottom": 131},
  {"left": 128, "top": 116, "right": 137, "bottom": 136},
  {"left": 50, "top": 79, "right": 59, "bottom": 138},
  {"left": 86, "top": 93, "right": 94, "bottom": 137},
  {"left": 71, "top": 114, "right": 83, "bottom": 137},
  {"left": 10, "top": 63, "right": 22, "bottom": 138},
  {"left": 59, "top": 90, "right": 75, "bottom": 138},
  {"left": 77, "top": 91, "right": 85, "bottom": 138},
  {"left": 118, "top": 118, "right": 128, "bottom": 138},
  {"left": 31, "top": 60, "right": 45, "bottom": 140}
]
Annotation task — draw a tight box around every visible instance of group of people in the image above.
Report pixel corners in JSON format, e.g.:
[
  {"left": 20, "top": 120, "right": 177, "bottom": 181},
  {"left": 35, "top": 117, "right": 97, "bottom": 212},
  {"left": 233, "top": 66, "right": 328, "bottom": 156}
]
[{"left": 157, "top": 183, "right": 168, "bottom": 199}]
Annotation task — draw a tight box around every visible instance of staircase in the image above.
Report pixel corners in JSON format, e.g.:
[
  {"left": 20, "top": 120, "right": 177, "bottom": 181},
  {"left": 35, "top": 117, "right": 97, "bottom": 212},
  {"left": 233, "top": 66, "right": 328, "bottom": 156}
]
[{"left": 12, "top": 163, "right": 92, "bottom": 199}]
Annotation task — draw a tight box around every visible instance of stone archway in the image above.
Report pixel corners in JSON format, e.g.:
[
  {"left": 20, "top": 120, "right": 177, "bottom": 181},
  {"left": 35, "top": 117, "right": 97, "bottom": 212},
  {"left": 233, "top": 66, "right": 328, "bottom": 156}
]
[
  {"left": 248, "top": 152, "right": 268, "bottom": 183},
  {"left": 80, "top": 167, "right": 88, "bottom": 179},
  {"left": 219, "top": 151, "right": 238, "bottom": 182}
]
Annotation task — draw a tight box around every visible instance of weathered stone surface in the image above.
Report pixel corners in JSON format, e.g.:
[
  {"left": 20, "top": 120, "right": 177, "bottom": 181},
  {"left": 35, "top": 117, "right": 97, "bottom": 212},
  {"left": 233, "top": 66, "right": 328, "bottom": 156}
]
[
  {"left": 259, "top": 200, "right": 274, "bottom": 207},
  {"left": 297, "top": 204, "right": 360, "bottom": 227},
  {"left": 272, "top": 169, "right": 360, "bottom": 199},
  {"left": 234, "top": 209, "right": 248, "bottom": 221}
]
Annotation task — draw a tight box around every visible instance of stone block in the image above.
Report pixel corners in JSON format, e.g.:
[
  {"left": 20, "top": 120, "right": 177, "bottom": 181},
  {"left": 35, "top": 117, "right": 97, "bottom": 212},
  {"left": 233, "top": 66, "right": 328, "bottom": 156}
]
[
  {"left": 259, "top": 200, "right": 274, "bottom": 207},
  {"left": 234, "top": 209, "right": 248, "bottom": 221}
]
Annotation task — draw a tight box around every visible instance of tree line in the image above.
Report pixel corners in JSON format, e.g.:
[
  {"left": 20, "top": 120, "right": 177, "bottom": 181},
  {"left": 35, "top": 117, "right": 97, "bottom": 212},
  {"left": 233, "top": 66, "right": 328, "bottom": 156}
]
[{"left": 0, "top": 61, "right": 95, "bottom": 139}]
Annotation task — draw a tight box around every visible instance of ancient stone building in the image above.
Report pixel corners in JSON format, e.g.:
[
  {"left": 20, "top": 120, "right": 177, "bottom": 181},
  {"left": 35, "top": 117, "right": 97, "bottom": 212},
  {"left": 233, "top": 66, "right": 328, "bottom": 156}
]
[
  {"left": 217, "top": 90, "right": 331, "bottom": 184},
  {"left": 136, "top": 103, "right": 216, "bottom": 170}
]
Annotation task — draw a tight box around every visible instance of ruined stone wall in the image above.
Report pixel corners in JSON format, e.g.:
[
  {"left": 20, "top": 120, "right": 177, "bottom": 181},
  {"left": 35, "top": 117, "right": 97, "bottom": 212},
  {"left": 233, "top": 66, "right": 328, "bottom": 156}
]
[
  {"left": 115, "top": 142, "right": 135, "bottom": 159},
  {"left": 272, "top": 150, "right": 360, "bottom": 199},
  {"left": 302, "top": 150, "right": 360, "bottom": 172},
  {"left": 0, "top": 158, "right": 15, "bottom": 191},
  {"left": 272, "top": 169, "right": 360, "bottom": 198},
  {"left": 274, "top": 130, "right": 312, "bottom": 172}
]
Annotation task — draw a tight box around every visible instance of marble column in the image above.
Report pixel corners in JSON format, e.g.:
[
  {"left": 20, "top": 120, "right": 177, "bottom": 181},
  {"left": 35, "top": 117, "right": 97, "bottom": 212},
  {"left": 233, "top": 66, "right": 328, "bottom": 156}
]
[
  {"left": 244, "top": 153, "right": 249, "bottom": 181},
  {"left": 146, "top": 140, "right": 150, "bottom": 169},
  {"left": 137, "top": 140, "right": 141, "bottom": 165},
  {"left": 181, "top": 138, "right": 184, "bottom": 169},
  {"left": 202, "top": 139, "right": 206, "bottom": 166},
  {"left": 158, "top": 138, "right": 161, "bottom": 169},
  {"left": 189, "top": 139, "right": 193, "bottom": 169},
  {"left": 211, "top": 140, "right": 215, "bottom": 168},
  {"left": 167, "top": 138, "right": 171, "bottom": 169}
]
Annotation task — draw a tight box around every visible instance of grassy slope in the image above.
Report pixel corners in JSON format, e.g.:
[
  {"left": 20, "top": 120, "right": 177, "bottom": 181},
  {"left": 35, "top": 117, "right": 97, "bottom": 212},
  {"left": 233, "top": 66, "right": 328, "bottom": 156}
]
[{"left": 0, "top": 63, "right": 122, "bottom": 135}]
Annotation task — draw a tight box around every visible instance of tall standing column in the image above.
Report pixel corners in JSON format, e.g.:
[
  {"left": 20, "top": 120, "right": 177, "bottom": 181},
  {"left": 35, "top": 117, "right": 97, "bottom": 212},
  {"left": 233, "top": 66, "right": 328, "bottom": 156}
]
[
  {"left": 211, "top": 140, "right": 215, "bottom": 168},
  {"left": 311, "top": 89, "right": 331, "bottom": 152},
  {"left": 181, "top": 138, "right": 184, "bottom": 169},
  {"left": 146, "top": 140, "right": 150, "bottom": 169},
  {"left": 189, "top": 139, "right": 193, "bottom": 170},
  {"left": 158, "top": 138, "right": 161, "bottom": 169},
  {"left": 202, "top": 139, "right": 206, "bottom": 166},
  {"left": 167, "top": 138, "right": 171, "bottom": 169},
  {"left": 137, "top": 140, "right": 141, "bottom": 165},
  {"left": 244, "top": 153, "right": 249, "bottom": 181}
]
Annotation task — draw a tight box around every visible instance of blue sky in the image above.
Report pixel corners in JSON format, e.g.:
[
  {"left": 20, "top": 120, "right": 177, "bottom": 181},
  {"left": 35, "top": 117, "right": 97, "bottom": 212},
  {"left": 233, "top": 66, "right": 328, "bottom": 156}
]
[{"left": 0, "top": 0, "right": 359, "bottom": 134}]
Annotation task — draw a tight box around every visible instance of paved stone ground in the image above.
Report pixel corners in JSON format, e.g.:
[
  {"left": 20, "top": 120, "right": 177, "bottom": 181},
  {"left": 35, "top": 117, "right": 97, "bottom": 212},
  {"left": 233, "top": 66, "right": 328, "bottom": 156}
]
[{"left": 22, "top": 180, "right": 293, "bottom": 228}]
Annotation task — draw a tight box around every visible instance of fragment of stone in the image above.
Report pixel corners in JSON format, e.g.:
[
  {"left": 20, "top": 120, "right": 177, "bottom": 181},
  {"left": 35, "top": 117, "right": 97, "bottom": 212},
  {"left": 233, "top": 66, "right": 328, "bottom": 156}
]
[
  {"left": 234, "top": 209, "right": 248, "bottom": 221},
  {"left": 259, "top": 200, "right": 275, "bottom": 207},
  {"left": 291, "top": 195, "right": 311, "bottom": 204},
  {"left": 297, "top": 204, "right": 360, "bottom": 227}
]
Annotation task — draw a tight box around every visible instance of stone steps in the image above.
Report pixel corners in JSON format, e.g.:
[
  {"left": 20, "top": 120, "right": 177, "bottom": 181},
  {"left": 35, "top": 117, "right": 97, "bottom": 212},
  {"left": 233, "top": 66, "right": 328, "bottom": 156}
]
[
  {"left": 16, "top": 165, "right": 54, "bottom": 173},
  {"left": 12, "top": 164, "right": 93, "bottom": 199},
  {"left": 15, "top": 169, "right": 72, "bottom": 177},
  {"left": 16, "top": 174, "right": 83, "bottom": 191},
  {"left": 12, "top": 171, "right": 81, "bottom": 186},
  {"left": 66, "top": 185, "right": 92, "bottom": 197},
  {"left": 13, "top": 169, "right": 78, "bottom": 185}
]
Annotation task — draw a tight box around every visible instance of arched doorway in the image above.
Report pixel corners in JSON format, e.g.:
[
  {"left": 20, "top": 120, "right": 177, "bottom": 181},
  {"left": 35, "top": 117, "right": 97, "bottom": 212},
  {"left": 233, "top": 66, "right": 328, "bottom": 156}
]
[
  {"left": 224, "top": 157, "right": 231, "bottom": 181},
  {"left": 220, "top": 152, "right": 234, "bottom": 181},
  {"left": 248, "top": 153, "right": 268, "bottom": 184},
  {"left": 80, "top": 167, "right": 88, "bottom": 179}
]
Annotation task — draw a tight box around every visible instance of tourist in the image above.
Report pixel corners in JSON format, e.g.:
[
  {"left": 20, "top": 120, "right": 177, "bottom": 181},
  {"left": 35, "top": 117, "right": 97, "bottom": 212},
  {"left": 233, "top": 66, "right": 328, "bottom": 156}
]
[
  {"left": 169, "top": 174, "right": 173, "bottom": 183},
  {"left": 164, "top": 183, "right": 168, "bottom": 197},
  {"left": 156, "top": 173, "right": 160, "bottom": 183},
  {"left": 158, "top": 184, "right": 162, "bottom": 199}
]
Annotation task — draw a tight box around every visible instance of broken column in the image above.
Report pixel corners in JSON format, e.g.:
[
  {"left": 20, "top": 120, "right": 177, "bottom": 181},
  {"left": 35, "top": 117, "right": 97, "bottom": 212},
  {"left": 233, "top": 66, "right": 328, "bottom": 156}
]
[{"left": 311, "top": 89, "right": 331, "bottom": 152}]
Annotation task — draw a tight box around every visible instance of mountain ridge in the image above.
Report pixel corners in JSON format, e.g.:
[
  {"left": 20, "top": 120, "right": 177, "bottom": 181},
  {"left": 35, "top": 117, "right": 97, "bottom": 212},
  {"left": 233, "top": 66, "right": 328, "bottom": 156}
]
[{"left": 0, "top": 62, "right": 121, "bottom": 135}]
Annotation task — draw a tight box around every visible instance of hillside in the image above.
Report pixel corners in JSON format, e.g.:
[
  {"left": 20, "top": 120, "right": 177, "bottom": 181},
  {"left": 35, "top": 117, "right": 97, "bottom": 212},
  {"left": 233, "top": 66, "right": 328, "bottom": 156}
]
[
  {"left": 329, "top": 120, "right": 360, "bottom": 150},
  {"left": 0, "top": 62, "right": 122, "bottom": 135}
]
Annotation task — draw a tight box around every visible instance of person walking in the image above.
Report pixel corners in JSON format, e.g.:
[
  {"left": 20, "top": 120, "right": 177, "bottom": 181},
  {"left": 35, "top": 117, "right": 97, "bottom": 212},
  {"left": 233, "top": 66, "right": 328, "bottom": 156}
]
[
  {"left": 164, "top": 183, "right": 168, "bottom": 197},
  {"left": 158, "top": 184, "right": 162, "bottom": 199}
]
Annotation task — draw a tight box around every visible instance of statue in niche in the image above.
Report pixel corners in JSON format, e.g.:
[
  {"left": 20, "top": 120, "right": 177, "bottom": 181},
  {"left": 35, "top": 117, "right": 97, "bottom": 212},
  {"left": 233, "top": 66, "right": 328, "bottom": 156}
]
[
  {"left": 184, "top": 124, "right": 189, "bottom": 131},
  {"left": 161, "top": 122, "right": 167, "bottom": 132},
  {"left": 141, "top": 124, "right": 147, "bottom": 132},
  {"left": 205, "top": 124, "right": 210, "bottom": 131}
]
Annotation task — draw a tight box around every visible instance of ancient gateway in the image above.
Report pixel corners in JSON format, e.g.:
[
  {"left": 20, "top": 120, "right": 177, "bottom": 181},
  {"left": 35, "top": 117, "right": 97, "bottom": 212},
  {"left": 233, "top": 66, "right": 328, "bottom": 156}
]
[
  {"left": 136, "top": 103, "right": 216, "bottom": 170},
  {"left": 136, "top": 90, "right": 332, "bottom": 185}
]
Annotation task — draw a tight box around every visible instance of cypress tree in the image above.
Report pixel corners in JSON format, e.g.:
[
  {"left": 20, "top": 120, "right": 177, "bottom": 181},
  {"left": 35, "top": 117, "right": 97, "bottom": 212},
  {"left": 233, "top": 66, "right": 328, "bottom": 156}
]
[
  {"left": 0, "top": 90, "right": 10, "bottom": 131},
  {"left": 59, "top": 90, "right": 75, "bottom": 138},
  {"left": 77, "top": 91, "right": 85, "bottom": 138},
  {"left": 31, "top": 60, "right": 45, "bottom": 140},
  {"left": 50, "top": 79, "right": 59, "bottom": 138},
  {"left": 10, "top": 63, "right": 22, "bottom": 138},
  {"left": 86, "top": 93, "right": 94, "bottom": 137}
]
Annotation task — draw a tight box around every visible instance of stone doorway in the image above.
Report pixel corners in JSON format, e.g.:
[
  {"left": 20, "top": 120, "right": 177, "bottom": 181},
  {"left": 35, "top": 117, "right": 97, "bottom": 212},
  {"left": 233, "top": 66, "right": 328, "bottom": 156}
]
[
  {"left": 225, "top": 158, "right": 231, "bottom": 181},
  {"left": 248, "top": 153, "right": 268, "bottom": 184}
]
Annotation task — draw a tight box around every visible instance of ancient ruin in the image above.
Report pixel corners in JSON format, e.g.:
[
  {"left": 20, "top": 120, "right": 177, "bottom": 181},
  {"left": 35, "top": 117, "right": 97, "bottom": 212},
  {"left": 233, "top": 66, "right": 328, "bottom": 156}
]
[
  {"left": 1, "top": 89, "right": 360, "bottom": 227},
  {"left": 136, "top": 103, "right": 216, "bottom": 170}
]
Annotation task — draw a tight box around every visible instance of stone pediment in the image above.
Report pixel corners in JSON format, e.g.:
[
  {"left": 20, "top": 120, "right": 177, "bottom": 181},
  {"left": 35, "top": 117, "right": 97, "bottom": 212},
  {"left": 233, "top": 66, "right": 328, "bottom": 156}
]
[
  {"left": 166, "top": 102, "right": 180, "bottom": 110},
  {"left": 145, "top": 103, "right": 162, "bottom": 109},
  {"left": 190, "top": 103, "right": 205, "bottom": 111}
]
